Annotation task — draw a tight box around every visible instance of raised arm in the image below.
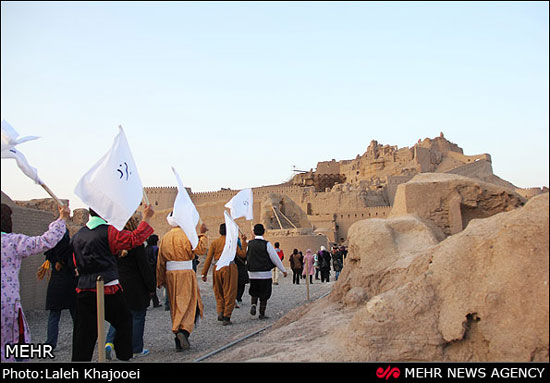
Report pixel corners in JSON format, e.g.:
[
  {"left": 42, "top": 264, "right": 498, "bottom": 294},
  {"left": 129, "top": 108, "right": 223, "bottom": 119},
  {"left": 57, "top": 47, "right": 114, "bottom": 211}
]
[
  {"left": 12, "top": 205, "right": 70, "bottom": 259},
  {"left": 108, "top": 205, "right": 155, "bottom": 254}
]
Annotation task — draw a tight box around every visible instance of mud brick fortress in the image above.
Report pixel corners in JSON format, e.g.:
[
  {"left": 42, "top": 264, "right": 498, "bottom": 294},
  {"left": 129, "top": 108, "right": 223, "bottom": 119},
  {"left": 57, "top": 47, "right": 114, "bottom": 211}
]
[
  {"left": 3, "top": 133, "right": 547, "bottom": 310},
  {"left": 142, "top": 133, "right": 545, "bottom": 246}
]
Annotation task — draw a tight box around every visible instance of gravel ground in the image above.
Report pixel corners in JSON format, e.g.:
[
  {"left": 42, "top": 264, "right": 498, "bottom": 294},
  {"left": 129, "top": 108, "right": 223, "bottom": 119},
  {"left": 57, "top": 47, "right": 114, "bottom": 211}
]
[{"left": 25, "top": 272, "right": 333, "bottom": 363}]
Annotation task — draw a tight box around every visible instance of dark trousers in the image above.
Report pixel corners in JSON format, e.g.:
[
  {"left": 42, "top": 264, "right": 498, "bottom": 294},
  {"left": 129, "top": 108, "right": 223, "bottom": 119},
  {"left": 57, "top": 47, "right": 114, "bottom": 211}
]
[
  {"left": 292, "top": 270, "right": 301, "bottom": 284},
  {"left": 46, "top": 308, "right": 75, "bottom": 349},
  {"left": 249, "top": 279, "right": 272, "bottom": 315},
  {"left": 106, "top": 309, "right": 146, "bottom": 354},
  {"left": 320, "top": 269, "right": 330, "bottom": 283},
  {"left": 72, "top": 290, "right": 133, "bottom": 361},
  {"left": 236, "top": 283, "right": 246, "bottom": 302}
]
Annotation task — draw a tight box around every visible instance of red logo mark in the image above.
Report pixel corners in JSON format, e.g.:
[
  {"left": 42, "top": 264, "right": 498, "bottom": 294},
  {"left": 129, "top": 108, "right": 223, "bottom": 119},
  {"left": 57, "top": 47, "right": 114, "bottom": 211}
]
[{"left": 376, "top": 366, "right": 401, "bottom": 380}]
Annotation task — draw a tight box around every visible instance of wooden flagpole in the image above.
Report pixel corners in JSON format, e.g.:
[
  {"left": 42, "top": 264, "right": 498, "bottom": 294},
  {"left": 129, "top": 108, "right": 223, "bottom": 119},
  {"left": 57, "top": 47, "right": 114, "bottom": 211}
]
[
  {"left": 142, "top": 189, "right": 150, "bottom": 206},
  {"left": 96, "top": 276, "right": 106, "bottom": 362},
  {"left": 224, "top": 208, "right": 245, "bottom": 236},
  {"left": 40, "top": 182, "right": 65, "bottom": 207}
]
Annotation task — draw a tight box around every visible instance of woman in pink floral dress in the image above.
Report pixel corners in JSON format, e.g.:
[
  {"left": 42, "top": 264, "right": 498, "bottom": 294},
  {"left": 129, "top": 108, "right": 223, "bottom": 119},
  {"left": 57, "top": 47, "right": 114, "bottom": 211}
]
[{"left": 1, "top": 203, "right": 70, "bottom": 362}]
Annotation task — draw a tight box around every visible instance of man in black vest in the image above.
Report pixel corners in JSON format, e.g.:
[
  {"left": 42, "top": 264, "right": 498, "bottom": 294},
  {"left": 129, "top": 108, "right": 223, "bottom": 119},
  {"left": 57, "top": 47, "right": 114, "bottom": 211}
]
[
  {"left": 246, "top": 224, "right": 287, "bottom": 319},
  {"left": 71, "top": 205, "right": 155, "bottom": 361}
]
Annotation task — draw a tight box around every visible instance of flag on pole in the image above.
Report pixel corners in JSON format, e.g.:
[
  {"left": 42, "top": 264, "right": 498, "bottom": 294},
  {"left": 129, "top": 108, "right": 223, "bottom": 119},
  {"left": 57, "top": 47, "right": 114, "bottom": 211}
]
[
  {"left": 74, "top": 126, "right": 144, "bottom": 231},
  {"left": 1, "top": 120, "right": 42, "bottom": 184},
  {"left": 224, "top": 188, "right": 253, "bottom": 220},
  {"left": 216, "top": 210, "right": 240, "bottom": 270},
  {"left": 167, "top": 166, "right": 201, "bottom": 249}
]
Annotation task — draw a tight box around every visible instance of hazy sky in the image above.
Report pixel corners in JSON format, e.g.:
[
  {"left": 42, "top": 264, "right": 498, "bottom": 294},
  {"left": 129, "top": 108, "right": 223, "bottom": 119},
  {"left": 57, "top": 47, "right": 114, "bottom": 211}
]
[{"left": 2, "top": 1, "right": 548, "bottom": 209}]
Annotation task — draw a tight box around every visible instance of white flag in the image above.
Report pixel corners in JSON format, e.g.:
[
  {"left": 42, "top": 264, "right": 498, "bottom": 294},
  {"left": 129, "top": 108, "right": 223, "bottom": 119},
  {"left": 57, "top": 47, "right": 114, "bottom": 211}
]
[
  {"left": 167, "top": 166, "right": 201, "bottom": 249},
  {"left": 1, "top": 120, "right": 42, "bottom": 184},
  {"left": 216, "top": 210, "right": 240, "bottom": 270},
  {"left": 74, "top": 126, "right": 144, "bottom": 231},
  {"left": 224, "top": 188, "right": 253, "bottom": 220}
]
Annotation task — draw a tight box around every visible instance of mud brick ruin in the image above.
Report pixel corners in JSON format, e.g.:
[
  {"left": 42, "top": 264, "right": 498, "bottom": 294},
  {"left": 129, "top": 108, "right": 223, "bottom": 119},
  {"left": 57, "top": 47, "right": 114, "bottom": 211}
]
[{"left": 141, "top": 132, "right": 546, "bottom": 250}]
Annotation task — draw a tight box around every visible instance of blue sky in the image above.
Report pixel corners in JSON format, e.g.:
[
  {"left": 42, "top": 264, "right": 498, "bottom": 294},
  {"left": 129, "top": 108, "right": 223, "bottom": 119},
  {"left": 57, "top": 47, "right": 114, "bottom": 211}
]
[{"left": 1, "top": 1, "right": 548, "bottom": 209}]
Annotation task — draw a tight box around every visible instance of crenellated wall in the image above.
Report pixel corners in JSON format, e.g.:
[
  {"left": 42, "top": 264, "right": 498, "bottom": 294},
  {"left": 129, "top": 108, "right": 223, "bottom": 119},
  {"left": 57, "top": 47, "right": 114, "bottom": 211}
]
[
  {"left": 144, "top": 186, "right": 178, "bottom": 210},
  {"left": 515, "top": 186, "right": 550, "bottom": 199},
  {"left": 144, "top": 180, "right": 394, "bottom": 244}
]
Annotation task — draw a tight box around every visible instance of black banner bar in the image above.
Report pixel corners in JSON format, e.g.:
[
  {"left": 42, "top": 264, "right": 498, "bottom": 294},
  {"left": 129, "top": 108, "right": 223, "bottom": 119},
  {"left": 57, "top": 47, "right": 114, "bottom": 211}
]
[{"left": 1, "top": 362, "right": 549, "bottom": 383}]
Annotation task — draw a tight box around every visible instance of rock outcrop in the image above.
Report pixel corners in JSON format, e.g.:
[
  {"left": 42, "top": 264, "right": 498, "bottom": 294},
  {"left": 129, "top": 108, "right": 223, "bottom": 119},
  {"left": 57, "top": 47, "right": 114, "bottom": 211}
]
[{"left": 212, "top": 178, "right": 548, "bottom": 362}]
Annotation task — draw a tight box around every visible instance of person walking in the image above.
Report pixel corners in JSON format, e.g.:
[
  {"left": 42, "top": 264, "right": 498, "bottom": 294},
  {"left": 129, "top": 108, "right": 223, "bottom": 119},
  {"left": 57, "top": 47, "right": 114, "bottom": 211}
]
[
  {"left": 302, "top": 249, "right": 315, "bottom": 285},
  {"left": 272, "top": 242, "right": 284, "bottom": 285},
  {"left": 157, "top": 221, "right": 208, "bottom": 351},
  {"left": 318, "top": 246, "right": 332, "bottom": 283},
  {"left": 40, "top": 228, "right": 77, "bottom": 351},
  {"left": 1, "top": 203, "right": 71, "bottom": 362},
  {"left": 201, "top": 224, "right": 247, "bottom": 325},
  {"left": 105, "top": 215, "right": 156, "bottom": 359},
  {"left": 332, "top": 246, "right": 344, "bottom": 281},
  {"left": 289, "top": 248, "right": 304, "bottom": 285},
  {"left": 314, "top": 251, "right": 320, "bottom": 280},
  {"left": 144, "top": 234, "right": 161, "bottom": 308},
  {"left": 234, "top": 237, "right": 249, "bottom": 308},
  {"left": 246, "top": 224, "right": 287, "bottom": 319},
  {"left": 70, "top": 205, "right": 155, "bottom": 362}
]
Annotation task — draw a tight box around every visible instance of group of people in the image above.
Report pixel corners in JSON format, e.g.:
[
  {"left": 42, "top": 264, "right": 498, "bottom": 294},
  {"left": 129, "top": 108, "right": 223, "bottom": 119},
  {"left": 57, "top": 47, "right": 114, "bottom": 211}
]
[
  {"left": 1, "top": 201, "right": 297, "bottom": 362},
  {"left": 287, "top": 245, "right": 348, "bottom": 285}
]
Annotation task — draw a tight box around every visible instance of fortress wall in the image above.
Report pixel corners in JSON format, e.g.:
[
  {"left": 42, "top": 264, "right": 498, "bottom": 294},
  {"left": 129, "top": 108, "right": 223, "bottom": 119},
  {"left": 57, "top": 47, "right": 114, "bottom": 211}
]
[
  {"left": 385, "top": 175, "right": 415, "bottom": 205},
  {"left": 316, "top": 159, "right": 340, "bottom": 175},
  {"left": 414, "top": 146, "right": 433, "bottom": 172},
  {"left": 308, "top": 214, "right": 337, "bottom": 242},
  {"left": 145, "top": 183, "right": 392, "bottom": 243},
  {"left": 444, "top": 159, "right": 494, "bottom": 179},
  {"left": 191, "top": 189, "right": 239, "bottom": 205},
  {"left": 334, "top": 207, "right": 392, "bottom": 243},
  {"left": 252, "top": 186, "right": 305, "bottom": 202},
  {"left": 299, "top": 193, "right": 337, "bottom": 216},
  {"left": 395, "top": 147, "right": 414, "bottom": 162},
  {"left": 339, "top": 160, "right": 357, "bottom": 178},
  {"left": 417, "top": 134, "right": 463, "bottom": 153},
  {"left": 190, "top": 186, "right": 306, "bottom": 206},
  {"left": 302, "top": 189, "right": 379, "bottom": 216},
  {"left": 446, "top": 151, "right": 491, "bottom": 164},
  {"left": 144, "top": 187, "right": 178, "bottom": 210},
  {"left": 515, "top": 187, "right": 549, "bottom": 200}
]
